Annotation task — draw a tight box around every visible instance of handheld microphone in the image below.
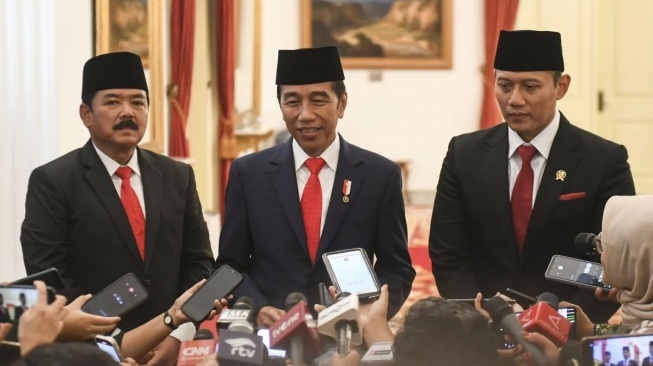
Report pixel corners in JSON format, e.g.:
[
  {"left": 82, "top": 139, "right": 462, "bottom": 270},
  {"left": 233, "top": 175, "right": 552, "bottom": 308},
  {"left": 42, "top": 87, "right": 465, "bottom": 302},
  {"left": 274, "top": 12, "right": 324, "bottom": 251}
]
[
  {"left": 177, "top": 329, "right": 216, "bottom": 366},
  {"left": 217, "top": 328, "right": 267, "bottom": 366},
  {"left": 317, "top": 292, "right": 362, "bottom": 355},
  {"left": 518, "top": 292, "right": 571, "bottom": 347},
  {"left": 484, "top": 297, "right": 547, "bottom": 366},
  {"left": 361, "top": 342, "right": 394, "bottom": 365},
  {"left": 269, "top": 292, "right": 319, "bottom": 366},
  {"left": 218, "top": 296, "right": 255, "bottom": 331},
  {"left": 575, "top": 232, "right": 599, "bottom": 255}
]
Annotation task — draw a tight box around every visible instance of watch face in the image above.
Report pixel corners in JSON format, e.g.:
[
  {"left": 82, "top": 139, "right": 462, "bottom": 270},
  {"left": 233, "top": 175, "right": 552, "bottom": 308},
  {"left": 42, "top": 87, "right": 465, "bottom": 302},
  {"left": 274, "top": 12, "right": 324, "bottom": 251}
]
[{"left": 164, "top": 315, "right": 172, "bottom": 325}]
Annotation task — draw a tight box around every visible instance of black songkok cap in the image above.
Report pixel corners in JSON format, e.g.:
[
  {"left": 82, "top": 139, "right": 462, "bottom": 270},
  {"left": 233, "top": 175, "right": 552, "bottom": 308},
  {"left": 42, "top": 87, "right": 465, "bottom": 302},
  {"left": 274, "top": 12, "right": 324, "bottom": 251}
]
[
  {"left": 494, "top": 30, "right": 564, "bottom": 72},
  {"left": 623, "top": 346, "right": 630, "bottom": 351},
  {"left": 81, "top": 52, "right": 149, "bottom": 98},
  {"left": 275, "top": 46, "right": 345, "bottom": 85}
]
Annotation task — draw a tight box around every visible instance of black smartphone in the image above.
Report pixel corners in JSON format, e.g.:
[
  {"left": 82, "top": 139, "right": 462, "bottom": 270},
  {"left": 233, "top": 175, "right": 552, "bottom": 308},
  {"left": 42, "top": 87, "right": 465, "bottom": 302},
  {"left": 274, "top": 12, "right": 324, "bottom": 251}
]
[
  {"left": 94, "top": 335, "right": 124, "bottom": 362},
  {"left": 498, "top": 306, "right": 577, "bottom": 349},
  {"left": 12, "top": 268, "right": 65, "bottom": 290},
  {"left": 81, "top": 273, "right": 148, "bottom": 317},
  {"left": 318, "top": 282, "right": 334, "bottom": 307},
  {"left": 0, "top": 285, "right": 56, "bottom": 324},
  {"left": 582, "top": 333, "right": 653, "bottom": 366},
  {"left": 545, "top": 255, "right": 611, "bottom": 291},
  {"left": 322, "top": 248, "right": 381, "bottom": 300},
  {"left": 181, "top": 265, "right": 243, "bottom": 322}
]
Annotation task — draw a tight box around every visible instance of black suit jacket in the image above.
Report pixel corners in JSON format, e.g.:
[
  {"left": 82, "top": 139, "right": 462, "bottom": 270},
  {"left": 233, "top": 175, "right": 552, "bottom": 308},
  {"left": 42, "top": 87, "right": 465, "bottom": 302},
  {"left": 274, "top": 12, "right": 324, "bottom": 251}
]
[
  {"left": 215, "top": 136, "right": 415, "bottom": 317},
  {"left": 21, "top": 140, "right": 214, "bottom": 331},
  {"left": 12, "top": 306, "right": 26, "bottom": 322},
  {"left": 617, "top": 361, "right": 637, "bottom": 366},
  {"left": 643, "top": 356, "right": 652, "bottom": 366},
  {"left": 430, "top": 114, "right": 635, "bottom": 321},
  {"left": 0, "top": 306, "right": 9, "bottom": 323}
]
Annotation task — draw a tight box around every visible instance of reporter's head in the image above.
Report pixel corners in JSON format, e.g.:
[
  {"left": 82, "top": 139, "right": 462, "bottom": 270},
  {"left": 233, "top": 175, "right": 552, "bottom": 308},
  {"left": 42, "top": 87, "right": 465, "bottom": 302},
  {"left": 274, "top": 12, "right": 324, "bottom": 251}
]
[
  {"left": 12, "top": 342, "right": 117, "bottom": 366},
  {"left": 393, "top": 298, "right": 499, "bottom": 366}
]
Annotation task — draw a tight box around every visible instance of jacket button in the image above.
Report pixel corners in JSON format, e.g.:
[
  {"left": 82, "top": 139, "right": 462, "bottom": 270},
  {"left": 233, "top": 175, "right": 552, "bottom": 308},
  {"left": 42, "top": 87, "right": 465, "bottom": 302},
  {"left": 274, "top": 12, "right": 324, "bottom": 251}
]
[{"left": 144, "top": 279, "right": 151, "bottom": 286}]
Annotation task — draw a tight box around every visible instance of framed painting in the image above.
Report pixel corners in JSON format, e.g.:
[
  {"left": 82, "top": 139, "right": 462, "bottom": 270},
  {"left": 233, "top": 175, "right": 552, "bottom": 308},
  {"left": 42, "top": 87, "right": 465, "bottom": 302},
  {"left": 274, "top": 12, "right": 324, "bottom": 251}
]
[
  {"left": 94, "top": 0, "right": 165, "bottom": 153},
  {"left": 301, "top": 0, "right": 452, "bottom": 69}
]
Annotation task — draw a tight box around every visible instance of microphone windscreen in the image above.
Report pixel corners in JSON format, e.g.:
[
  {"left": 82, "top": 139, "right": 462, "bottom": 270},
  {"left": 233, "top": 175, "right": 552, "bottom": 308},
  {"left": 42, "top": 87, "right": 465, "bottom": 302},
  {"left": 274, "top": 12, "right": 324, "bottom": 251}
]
[
  {"left": 193, "top": 329, "right": 214, "bottom": 340},
  {"left": 484, "top": 297, "right": 513, "bottom": 322},
  {"left": 233, "top": 296, "right": 255, "bottom": 310},
  {"left": 574, "top": 233, "right": 596, "bottom": 253},
  {"left": 535, "top": 292, "right": 559, "bottom": 310},
  {"left": 285, "top": 292, "right": 308, "bottom": 311}
]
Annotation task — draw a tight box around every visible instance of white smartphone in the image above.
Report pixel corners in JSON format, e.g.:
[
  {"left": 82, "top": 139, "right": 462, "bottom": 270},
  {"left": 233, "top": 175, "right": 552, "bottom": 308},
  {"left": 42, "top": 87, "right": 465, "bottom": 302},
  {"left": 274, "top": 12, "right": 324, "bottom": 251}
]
[
  {"left": 95, "top": 335, "right": 124, "bottom": 362},
  {"left": 322, "top": 248, "right": 381, "bottom": 300},
  {"left": 545, "top": 255, "right": 611, "bottom": 291}
]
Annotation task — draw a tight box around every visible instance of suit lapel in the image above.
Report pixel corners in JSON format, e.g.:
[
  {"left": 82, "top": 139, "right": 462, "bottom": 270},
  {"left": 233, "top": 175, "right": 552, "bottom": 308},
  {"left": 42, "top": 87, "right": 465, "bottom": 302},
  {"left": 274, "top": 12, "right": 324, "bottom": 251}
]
[
  {"left": 317, "top": 137, "right": 364, "bottom": 260},
  {"left": 522, "top": 115, "right": 580, "bottom": 258},
  {"left": 484, "top": 125, "right": 521, "bottom": 260},
  {"left": 139, "top": 149, "right": 162, "bottom": 272},
  {"left": 81, "top": 140, "right": 143, "bottom": 265},
  {"left": 268, "top": 140, "right": 309, "bottom": 256}
]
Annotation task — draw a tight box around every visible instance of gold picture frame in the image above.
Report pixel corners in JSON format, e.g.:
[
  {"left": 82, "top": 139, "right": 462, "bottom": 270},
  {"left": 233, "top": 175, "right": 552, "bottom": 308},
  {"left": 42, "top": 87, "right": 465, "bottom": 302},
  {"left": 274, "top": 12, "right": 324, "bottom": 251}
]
[
  {"left": 94, "top": 0, "right": 165, "bottom": 153},
  {"left": 301, "top": 0, "right": 452, "bottom": 69}
]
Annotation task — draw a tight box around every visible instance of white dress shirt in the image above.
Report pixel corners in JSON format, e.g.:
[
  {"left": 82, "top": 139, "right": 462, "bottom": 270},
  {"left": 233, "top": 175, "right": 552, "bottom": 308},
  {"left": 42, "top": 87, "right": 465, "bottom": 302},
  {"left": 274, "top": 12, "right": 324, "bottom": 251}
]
[
  {"left": 508, "top": 110, "right": 560, "bottom": 207},
  {"left": 293, "top": 135, "right": 340, "bottom": 235},
  {"left": 93, "top": 143, "right": 146, "bottom": 217}
]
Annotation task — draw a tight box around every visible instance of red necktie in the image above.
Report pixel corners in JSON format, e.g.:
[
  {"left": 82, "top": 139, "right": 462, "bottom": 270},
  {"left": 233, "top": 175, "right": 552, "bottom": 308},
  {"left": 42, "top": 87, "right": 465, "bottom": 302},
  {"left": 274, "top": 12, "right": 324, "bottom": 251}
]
[
  {"left": 115, "top": 167, "right": 146, "bottom": 260},
  {"left": 511, "top": 145, "right": 538, "bottom": 252},
  {"left": 301, "top": 158, "right": 326, "bottom": 264}
]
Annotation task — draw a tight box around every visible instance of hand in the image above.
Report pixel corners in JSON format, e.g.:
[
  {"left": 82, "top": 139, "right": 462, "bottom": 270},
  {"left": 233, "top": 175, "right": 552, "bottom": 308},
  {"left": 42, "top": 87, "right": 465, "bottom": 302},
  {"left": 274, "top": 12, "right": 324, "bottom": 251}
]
[
  {"left": 0, "top": 323, "right": 13, "bottom": 342},
  {"left": 18, "top": 280, "right": 67, "bottom": 356},
  {"left": 58, "top": 294, "right": 121, "bottom": 340},
  {"left": 359, "top": 284, "right": 394, "bottom": 346},
  {"left": 196, "top": 354, "right": 219, "bottom": 366},
  {"left": 167, "top": 279, "right": 229, "bottom": 326},
  {"left": 120, "top": 358, "right": 140, "bottom": 366},
  {"left": 514, "top": 332, "right": 560, "bottom": 366},
  {"left": 559, "top": 301, "right": 594, "bottom": 339},
  {"left": 329, "top": 349, "right": 364, "bottom": 366},
  {"left": 595, "top": 287, "right": 620, "bottom": 303},
  {"left": 475, "top": 292, "right": 522, "bottom": 321},
  {"left": 256, "top": 306, "right": 285, "bottom": 328},
  {"left": 146, "top": 336, "right": 181, "bottom": 366}
]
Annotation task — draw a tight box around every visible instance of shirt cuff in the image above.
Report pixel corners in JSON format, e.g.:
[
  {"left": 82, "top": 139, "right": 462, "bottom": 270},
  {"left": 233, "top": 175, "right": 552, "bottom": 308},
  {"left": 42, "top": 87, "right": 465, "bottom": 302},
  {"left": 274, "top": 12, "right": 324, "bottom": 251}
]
[{"left": 169, "top": 322, "right": 196, "bottom": 341}]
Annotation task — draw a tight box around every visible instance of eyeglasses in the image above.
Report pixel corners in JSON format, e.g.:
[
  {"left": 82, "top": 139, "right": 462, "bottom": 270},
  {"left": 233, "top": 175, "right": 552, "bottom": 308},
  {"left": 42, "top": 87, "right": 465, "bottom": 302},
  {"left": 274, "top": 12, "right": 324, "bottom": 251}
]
[{"left": 596, "top": 233, "right": 603, "bottom": 254}]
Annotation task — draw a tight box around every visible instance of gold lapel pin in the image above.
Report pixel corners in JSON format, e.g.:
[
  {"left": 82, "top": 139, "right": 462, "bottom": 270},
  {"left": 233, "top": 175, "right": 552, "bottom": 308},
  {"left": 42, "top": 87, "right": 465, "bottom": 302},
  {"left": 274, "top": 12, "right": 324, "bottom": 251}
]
[
  {"left": 342, "top": 179, "right": 352, "bottom": 203},
  {"left": 555, "top": 170, "right": 566, "bottom": 181}
]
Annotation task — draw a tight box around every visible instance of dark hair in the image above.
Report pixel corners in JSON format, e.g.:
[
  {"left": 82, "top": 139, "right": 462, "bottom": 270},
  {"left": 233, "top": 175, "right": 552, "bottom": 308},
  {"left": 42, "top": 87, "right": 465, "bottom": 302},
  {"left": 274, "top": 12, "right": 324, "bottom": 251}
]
[
  {"left": 12, "top": 342, "right": 117, "bottom": 366},
  {"left": 276, "top": 81, "right": 347, "bottom": 103},
  {"left": 393, "top": 298, "right": 500, "bottom": 366},
  {"left": 604, "top": 351, "right": 611, "bottom": 356},
  {"left": 552, "top": 71, "right": 562, "bottom": 86},
  {"left": 82, "top": 91, "right": 150, "bottom": 111}
]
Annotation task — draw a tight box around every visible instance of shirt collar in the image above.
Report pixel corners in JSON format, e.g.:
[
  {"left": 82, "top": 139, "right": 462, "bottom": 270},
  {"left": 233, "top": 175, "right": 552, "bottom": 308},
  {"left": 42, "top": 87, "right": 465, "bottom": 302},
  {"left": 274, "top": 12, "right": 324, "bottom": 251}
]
[
  {"left": 508, "top": 109, "right": 560, "bottom": 159},
  {"left": 293, "top": 133, "right": 340, "bottom": 173},
  {"left": 92, "top": 142, "right": 142, "bottom": 178}
]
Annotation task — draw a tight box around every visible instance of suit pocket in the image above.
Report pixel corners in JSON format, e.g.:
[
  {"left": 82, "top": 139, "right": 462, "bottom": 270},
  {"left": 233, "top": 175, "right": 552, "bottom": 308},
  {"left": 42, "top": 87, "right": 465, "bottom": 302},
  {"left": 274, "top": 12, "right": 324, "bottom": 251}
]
[{"left": 559, "top": 192, "right": 587, "bottom": 201}]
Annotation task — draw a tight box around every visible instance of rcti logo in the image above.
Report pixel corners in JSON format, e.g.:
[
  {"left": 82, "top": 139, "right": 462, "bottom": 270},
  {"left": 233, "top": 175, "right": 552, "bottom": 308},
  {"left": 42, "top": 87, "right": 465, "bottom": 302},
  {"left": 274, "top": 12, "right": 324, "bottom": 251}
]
[{"left": 226, "top": 338, "right": 257, "bottom": 358}]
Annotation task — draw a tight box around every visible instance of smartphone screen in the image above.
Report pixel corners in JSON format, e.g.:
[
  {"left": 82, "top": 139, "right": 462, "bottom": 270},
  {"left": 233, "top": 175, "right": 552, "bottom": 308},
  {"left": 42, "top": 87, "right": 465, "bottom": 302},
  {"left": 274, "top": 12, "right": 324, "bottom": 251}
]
[
  {"left": 95, "top": 337, "right": 124, "bottom": 362},
  {"left": 0, "top": 285, "right": 55, "bottom": 324},
  {"left": 546, "top": 255, "right": 611, "bottom": 290},
  {"left": 181, "top": 265, "right": 243, "bottom": 322},
  {"left": 81, "top": 273, "right": 148, "bottom": 317},
  {"left": 323, "top": 249, "right": 380, "bottom": 298},
  {"left": 584, "top": 333, "right": 653, "bottom": 365}
]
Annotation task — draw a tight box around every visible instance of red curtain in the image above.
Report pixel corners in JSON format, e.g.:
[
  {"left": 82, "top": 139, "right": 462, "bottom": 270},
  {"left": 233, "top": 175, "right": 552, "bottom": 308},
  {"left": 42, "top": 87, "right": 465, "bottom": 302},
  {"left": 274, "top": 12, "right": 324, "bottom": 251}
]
[
  {"left": 168, "top": 0, "right": 196, "bottom": 157},
  {"left": 479, "top": 0, "right": 520, "bottom": 129},
  {"left": 216, "top": 0, "right": 238, "bottom": 218}
]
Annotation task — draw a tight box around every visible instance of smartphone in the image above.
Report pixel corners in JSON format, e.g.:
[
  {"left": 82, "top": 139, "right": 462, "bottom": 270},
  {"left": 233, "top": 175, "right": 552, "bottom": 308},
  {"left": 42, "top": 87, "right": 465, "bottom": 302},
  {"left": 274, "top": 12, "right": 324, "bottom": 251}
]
[
  {"left": 0, "top": 285, "right": 56, "bottom": 324},
  {"left": 12, "top": 268, "right": 65, "bottom": 290},
  {"left": 498, "top": 306, "right": 577, "bottom": 349},
  {"left": 545, "top": 255, "right": 611, "bottom": 291},
  {"left": 95, "top": 335, "right": 124, "bottom": 362},
  {"left": 81, "top": 273, "right": 148, "bottom": 317},
  {"left": 181, "top": 265, "right": 243, "bottom": 322},
  {"left": 322, "top": 248, "right": 381, "bottom": 300},
  {"left": 582, "top": 333, "right": 653, "bottom": 366},
  {"left": 318, "top": 282, "right": 334, "bottom": 307}
]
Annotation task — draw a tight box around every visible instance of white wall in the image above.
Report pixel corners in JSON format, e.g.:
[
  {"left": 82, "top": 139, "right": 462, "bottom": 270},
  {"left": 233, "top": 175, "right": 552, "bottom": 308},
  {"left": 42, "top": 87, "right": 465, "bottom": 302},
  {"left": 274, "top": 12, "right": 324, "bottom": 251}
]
[{"left": 259, "top": 0, "right": 484, "bottom": 192}]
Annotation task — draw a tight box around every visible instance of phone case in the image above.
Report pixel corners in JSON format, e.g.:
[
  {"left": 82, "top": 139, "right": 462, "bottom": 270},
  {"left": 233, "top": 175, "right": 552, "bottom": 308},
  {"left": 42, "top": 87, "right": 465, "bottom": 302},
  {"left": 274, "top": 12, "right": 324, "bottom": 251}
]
[
  {"left": 95, "top": 336, "right": 125, "bottom": 362},
  {"left": 181, "top": 264, "right": 243, "bottom": 322},
  {"left": 81, "top": 273, "right": 148, "bottom": 317},
  {"left": 12, "top": 268, "right": 65, "bottom": 290},
  {"left": 322, "top": 248, "right": 381, "bottom": 300},
  {"left": 545, "top": 255, "right": 611, "bottom": 291}
]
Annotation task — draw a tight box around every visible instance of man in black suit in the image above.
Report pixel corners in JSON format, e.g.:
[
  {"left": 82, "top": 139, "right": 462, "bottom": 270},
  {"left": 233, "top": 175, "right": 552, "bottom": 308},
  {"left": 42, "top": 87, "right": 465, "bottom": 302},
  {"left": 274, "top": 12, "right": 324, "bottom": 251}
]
[
  {"left": 12, "top": 293, "right": 28, "bottom": 322},
  {"left": 21, "top": 52, "right": 214, "bottom": 365},
  {"left": 642, "top": 341, "right": 653, "bottom": 366},
  {"left": 0, "top": 294, "right": 9, "bottom": 323},
  {"left": 429, "top": 30, "right": 635, "bottom": 322},
  {"left": 600, "top": 351, "right": 616, "bottom": 366},
  {"left": 618, "top": 346, "right": 637, "bottom": 366},
  {"left": 216, "top": 46, "right": 415, "bottom": 327}
]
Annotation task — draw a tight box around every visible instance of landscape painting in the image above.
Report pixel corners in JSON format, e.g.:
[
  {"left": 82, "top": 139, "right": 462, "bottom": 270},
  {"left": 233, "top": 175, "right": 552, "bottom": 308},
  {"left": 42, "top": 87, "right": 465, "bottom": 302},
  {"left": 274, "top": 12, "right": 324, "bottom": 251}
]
[{"left": 302, "top": 0, "right": 452, "bottom": 69}]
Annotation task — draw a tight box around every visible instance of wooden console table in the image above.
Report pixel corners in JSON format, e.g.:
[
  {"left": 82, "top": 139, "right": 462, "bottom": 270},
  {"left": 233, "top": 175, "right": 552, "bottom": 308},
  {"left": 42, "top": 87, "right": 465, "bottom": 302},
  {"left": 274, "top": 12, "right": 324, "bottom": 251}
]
[{"left": 235, "top": 129, "right": 274, "bottom": 155}]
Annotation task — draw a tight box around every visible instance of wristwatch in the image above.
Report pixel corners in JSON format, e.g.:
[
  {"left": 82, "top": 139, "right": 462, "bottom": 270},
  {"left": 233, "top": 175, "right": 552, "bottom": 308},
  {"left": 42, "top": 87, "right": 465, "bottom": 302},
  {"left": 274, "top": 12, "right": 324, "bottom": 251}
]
[{"left": 163, "top": 310, "right": 178, "bottom": 331}]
